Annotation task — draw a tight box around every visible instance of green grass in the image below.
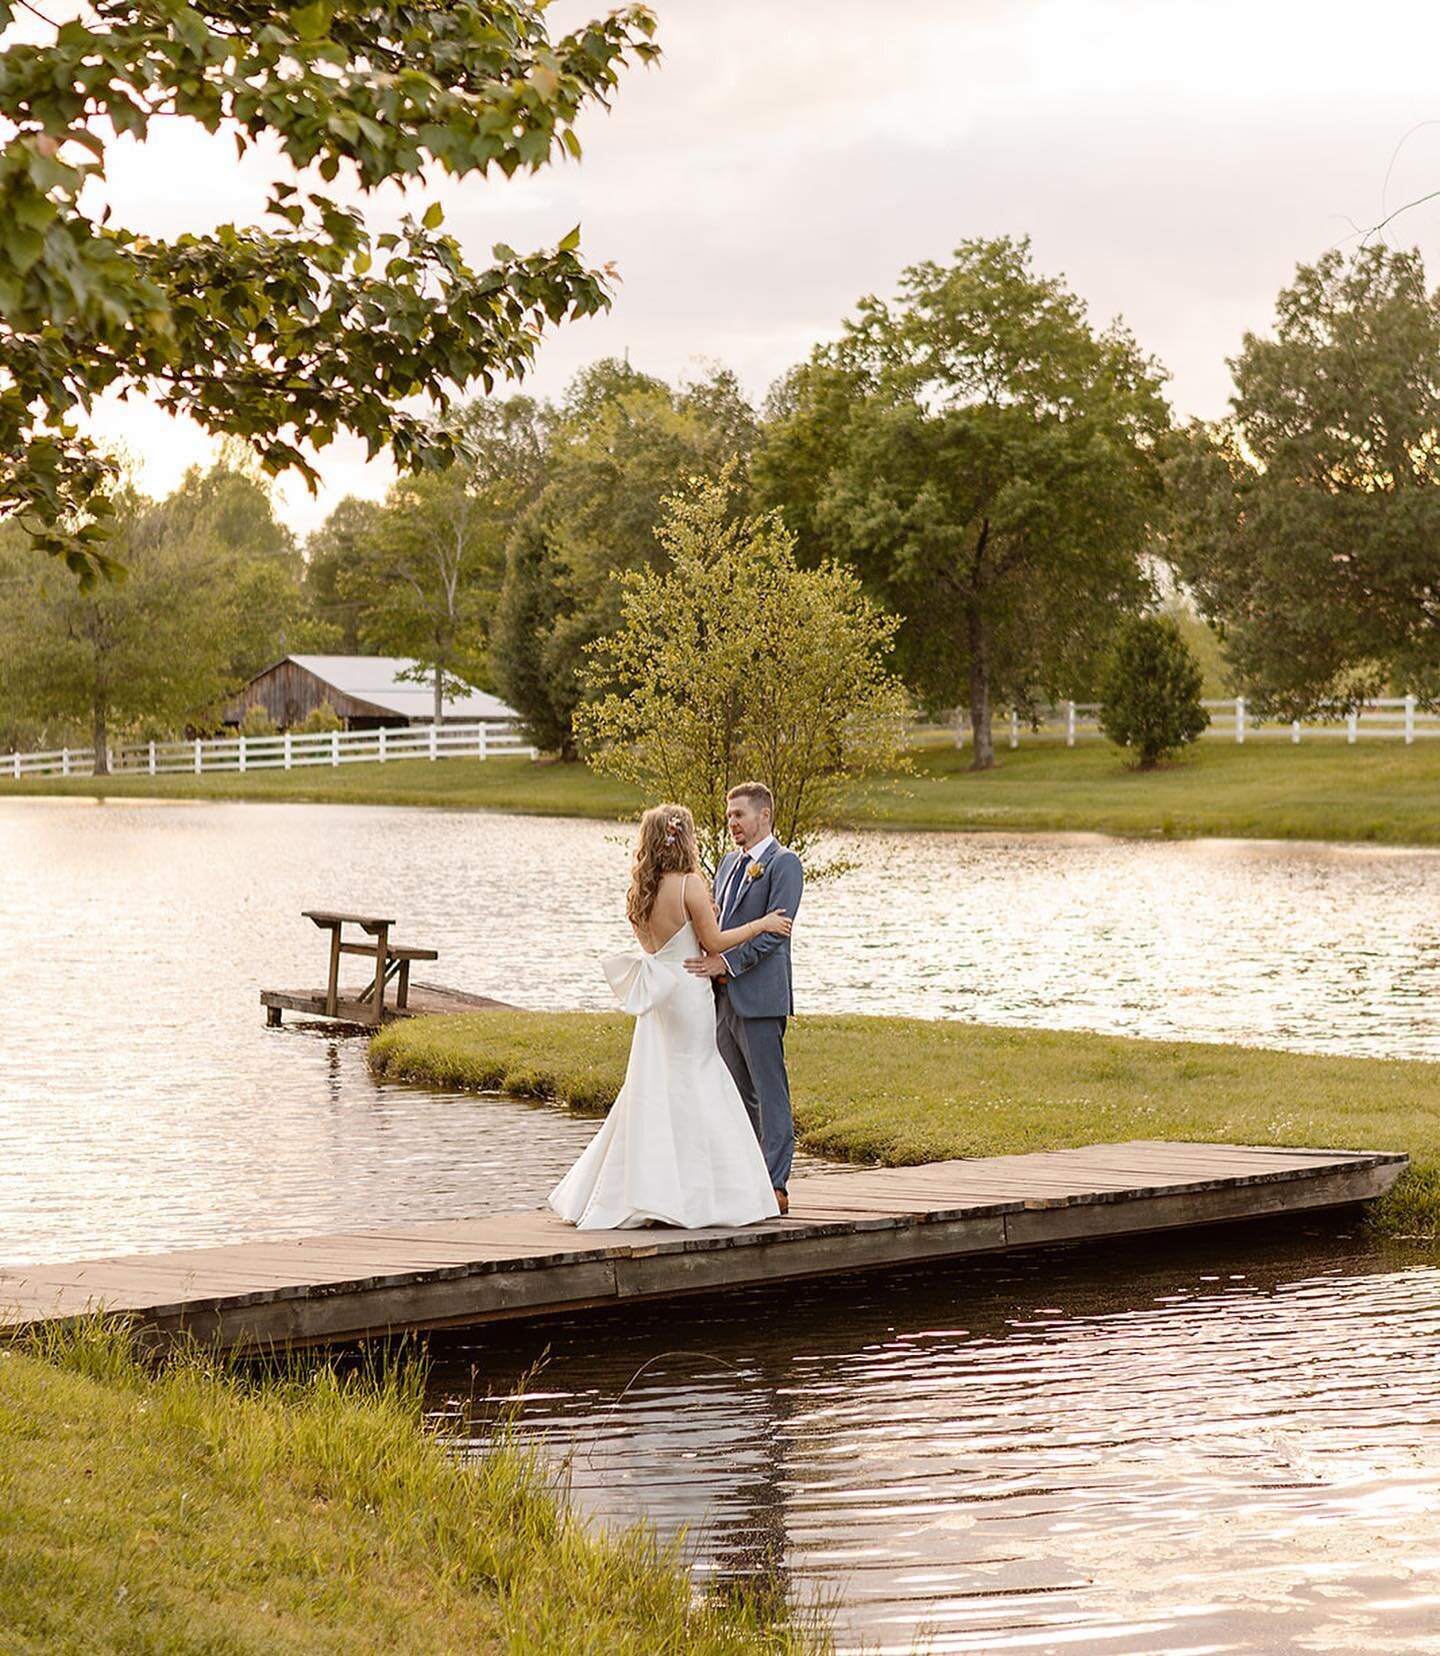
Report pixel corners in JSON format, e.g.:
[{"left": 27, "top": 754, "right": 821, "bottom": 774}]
[
  {"left": 0, "top": 1319, "right": 825, "bottom": 1655},
  {"left": 5, "top": 738, "right": 1440, "bottom": 846},
  {"left": 0, "top": 754, "right": 642, "bottom": 818},
  {"left": 370, "top": 1011, "right": 1440, "bottom": 1237}
]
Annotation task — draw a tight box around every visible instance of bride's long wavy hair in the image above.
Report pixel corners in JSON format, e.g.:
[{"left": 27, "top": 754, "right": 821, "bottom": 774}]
[{"left": 627, "top": 804, "right": 702, "bottom": 928}]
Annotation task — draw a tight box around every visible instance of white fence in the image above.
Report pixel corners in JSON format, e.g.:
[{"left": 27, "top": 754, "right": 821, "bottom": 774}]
[
  {"left": 2, "top": 721, "right": 537, "bottom": 780},
  {"left": 978, "top": 696, "right": 1440, "bottom": 749}
]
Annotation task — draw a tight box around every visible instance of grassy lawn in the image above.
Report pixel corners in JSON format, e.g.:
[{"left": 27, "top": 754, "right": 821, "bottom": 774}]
[
  {"left": 877, "top": 738, "right": 1440, "bottom": 844},
  {"left": 0, "top": 1322, "right": 821, "bottom": 1656},
  {"left": 5, "top": 739, "right": 1439, "bottom": 846},
  {"left": 371, "top": 1011, "right": 1440, "bottom": 1237},
  {"left": 0, "top": 754, "right": 642, "bottom": 818}
]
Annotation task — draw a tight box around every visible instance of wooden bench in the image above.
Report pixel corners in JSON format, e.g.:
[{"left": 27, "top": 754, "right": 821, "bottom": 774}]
[{"left": 299, "top": 910, "right": 439, "bottom": 1026}]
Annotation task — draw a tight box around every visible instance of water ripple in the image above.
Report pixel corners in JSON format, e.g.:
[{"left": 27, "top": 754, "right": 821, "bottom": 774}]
[{"left": 440, "top": 1229, "right": 1440, "bottom": 1654}]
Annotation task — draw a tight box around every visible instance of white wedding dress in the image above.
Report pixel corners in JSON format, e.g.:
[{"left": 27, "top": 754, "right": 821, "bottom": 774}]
[{"left": 548, "top": 918, "right": 782, "bottom": 1230}]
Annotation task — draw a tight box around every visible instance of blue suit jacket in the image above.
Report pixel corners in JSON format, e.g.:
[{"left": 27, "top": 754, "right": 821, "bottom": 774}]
[{"left": 713, "top": 839, "right": 803, "bottom": 1018}]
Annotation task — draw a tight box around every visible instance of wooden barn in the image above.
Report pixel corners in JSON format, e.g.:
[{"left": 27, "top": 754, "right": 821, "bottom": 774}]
[{"left": 223, "top": 655, "right": 516, "bottom": 732}]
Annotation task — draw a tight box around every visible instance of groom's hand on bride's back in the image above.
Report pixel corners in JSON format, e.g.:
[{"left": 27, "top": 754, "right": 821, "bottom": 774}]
[{"left": 685, "top": 951, "right": 728, "bottom": 977}]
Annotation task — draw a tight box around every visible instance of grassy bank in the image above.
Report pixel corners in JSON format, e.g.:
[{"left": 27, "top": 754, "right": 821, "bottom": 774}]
[
  {"left": 371, "top": 1011, "right": 1440, "bottom": 1236},
  {"left": 5, "top": 739, "right": 1440, "bottom": 846},
  {"left": 0, "top": 754, "right": 642, "bottom": 818},
  {"left": 0, "top": 1321, "right": 821, "bottom": 1655}
]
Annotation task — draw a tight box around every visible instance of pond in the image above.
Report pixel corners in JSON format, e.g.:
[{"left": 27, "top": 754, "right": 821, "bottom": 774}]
[
  {"left": 436, "top": 1218, "right": 1440, "bottom": 1655},
  {"left": 4, "top": 796, "right": 1440, "bottom": 1652}
]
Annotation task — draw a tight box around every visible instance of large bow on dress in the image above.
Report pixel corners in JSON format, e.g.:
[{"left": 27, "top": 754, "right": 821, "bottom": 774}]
[{"left": 602, "top": 950, "right": 680, "bottom": 1015}]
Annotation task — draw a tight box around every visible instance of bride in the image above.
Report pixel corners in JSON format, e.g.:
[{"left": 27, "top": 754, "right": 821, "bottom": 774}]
[{"left": 548, "top": 804, "right": 793, "bottom": 1230}]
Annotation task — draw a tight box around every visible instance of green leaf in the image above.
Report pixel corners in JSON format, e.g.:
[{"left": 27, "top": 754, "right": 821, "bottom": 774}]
[
  {"left": 558, "top": 224, "right": 581, "bottom": 253},
  {"left": 291, "top": 2, "right": 332, "bottom": 41},
  {"left": 422, "top": 201, "right": 444, "bottom": 230}
]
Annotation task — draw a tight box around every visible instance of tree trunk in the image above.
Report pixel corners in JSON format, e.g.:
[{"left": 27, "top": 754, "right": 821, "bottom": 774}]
[
  {"left": 92, "top": 699, "right": 109, "bottom": 777},
  {"left": 433, "top": 661, "right": 443, "bottom": 727},
  {"left": 966, "top": 603, "right": 995, "bottom": 771}
]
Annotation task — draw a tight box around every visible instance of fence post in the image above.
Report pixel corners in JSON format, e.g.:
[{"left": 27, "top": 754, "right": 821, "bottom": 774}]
[
  {"left": 378, "top": 727, "right": 387, "bottom": 764},
  {"left": 238, "top": 733, "right": 247, "bottom": 774},
  {"left": 1235, "top": 696, "right": 1245, "bottom": 744},
  {"left": 1347, "top": 709, "right": 1358, "bottom": 745},
  {"left": 331, "top": 729, "right": 340, "bottom": 768},
  {"left": 148, "top": 741, "right": 156, "bottom": 777},
  {"left": 284, "top": 731, "right": 292, "bottom": 771},
  {"left": 62, "top": 748, "right": 70, "bottom": 777},
  {"left": 428, "top": 724, "right": 437, "bottom": 762},
  {"left": 1291, "top": 720, "right": 1300, "bottom": 745},
  {"left": 477, "top": 722, "right": 488, "bottom": 761},
  {"left": 12, "top": 753, "right": 19, "bottom": 780},
  {"left": 1405, "top": 694, "right": 1416, "bottom": 745},
  {"left": 194, "top": 737, "right": 202, "bottom": 775},
  {"left": 1009, "top": 709, "right": 1019, "bottom": 750}
]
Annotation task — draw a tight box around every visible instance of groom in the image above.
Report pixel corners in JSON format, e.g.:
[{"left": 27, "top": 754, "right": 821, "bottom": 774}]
[{"left": 686, "top": 781, "right": 803, "bottom": 1214}]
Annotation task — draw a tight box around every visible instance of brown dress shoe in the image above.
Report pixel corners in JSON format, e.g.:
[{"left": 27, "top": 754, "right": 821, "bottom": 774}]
[{"left": 774, "top": 1188, "right": 789, "bottom": 1215}]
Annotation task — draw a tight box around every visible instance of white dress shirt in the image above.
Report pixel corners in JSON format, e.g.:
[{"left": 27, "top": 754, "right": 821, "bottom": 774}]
[{"left": 720, "top": 833, "right": 776, "bottom": 971}]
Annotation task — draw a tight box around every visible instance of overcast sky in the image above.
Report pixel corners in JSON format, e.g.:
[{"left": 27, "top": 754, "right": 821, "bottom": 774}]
[{"left": 68, "top": 0, "right": 1440, "bottom": 534}]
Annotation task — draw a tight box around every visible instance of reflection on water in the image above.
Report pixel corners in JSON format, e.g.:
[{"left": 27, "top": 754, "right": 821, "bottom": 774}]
[
  {"left": 435, "top": 1219, "right": 1440, "bottom": 1654},
  {"left": 2, "top": 797, "right": 1439, "bottom": 1265}
]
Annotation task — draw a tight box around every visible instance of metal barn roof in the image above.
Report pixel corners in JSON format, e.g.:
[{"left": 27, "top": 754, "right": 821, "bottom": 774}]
[{"left": 283, "top": 656, "right": 516, "bottom": 722}]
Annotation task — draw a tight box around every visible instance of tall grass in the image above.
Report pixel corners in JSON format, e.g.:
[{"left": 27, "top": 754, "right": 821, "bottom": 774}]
[{"left": 1, "top": 1316, "right": 827, "bottom": 1654}]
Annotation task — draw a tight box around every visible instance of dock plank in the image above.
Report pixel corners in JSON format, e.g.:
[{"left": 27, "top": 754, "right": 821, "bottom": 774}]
[{"left": 0, "top": 1141, "right": 1406, "bottom": 1351}]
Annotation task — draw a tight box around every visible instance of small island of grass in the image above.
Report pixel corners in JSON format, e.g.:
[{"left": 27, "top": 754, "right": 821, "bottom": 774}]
[{"left": 370, "top": 1011, "right": 1440, "bottom": 1238}]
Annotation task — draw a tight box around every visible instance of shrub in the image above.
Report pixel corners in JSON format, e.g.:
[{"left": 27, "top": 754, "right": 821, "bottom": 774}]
[
  {"left": 238, "top": 702, "right": 277, "bottom": 736},
  {"left": 297, "top": 700, "right": 343, "bottom": 734},
  {"left": 1100, "top": 615, "right": 1209, "bottom": 768}
]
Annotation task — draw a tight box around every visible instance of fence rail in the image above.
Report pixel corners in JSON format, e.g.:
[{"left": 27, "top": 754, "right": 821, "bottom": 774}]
[
  {"left": 10, "top": 697, "right": 1439, "bottom": 779},
  {"left": 2, "top": 721, "right": 538, "bottom": 780},
  {"left": 947, "top": 695, "right": 1440, "bottom": 749}
]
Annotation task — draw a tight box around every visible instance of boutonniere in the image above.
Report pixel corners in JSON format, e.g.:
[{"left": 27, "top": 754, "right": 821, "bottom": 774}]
[{"left": 746, "top": 860, "right": 765, "bottom": 881}]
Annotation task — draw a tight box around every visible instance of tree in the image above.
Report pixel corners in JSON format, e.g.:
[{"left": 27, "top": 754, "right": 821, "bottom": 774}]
[
  {"left": 147, "top": 458, "right": 335, "bottom": 680},
  {"left": 490, "top": 501, "right": 581, "bottom": 756},
  {"left": 758, "top": 237, "right": 1171, "bottom": 769},
  {"left": 0, "top": 484, "right": 238, "bottom": 771},
  {"left": 1099, "top": 615, "right": 1209, "bottom": 768},
  {"left": 1168, "top": 245, "right": 1440, "bottom": 714},
  {"left": 0, "top": 1, "right": 659, "bottom": 579},
  {"left": 343, "top": 469, "right": 499, "bottom": 721},
  {"left": 342, "top": 397, "right": 547, "bottom": 719},
  {"left": 0, "top": 458, "right": 334, "bottom": 766},
  {"left": 303, "top": 495, "right": 384, "bottom": 652},
  {"left": 575, "top": 474, "right": 910, "bottom": 872},
  {"left": 490, "top": 360, "right": 757, "bottom": 753}
]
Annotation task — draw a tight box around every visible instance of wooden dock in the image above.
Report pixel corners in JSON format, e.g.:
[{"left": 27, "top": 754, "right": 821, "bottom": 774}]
[
  {"left": 0, "top": 1142, "right": 1405, "bottom": 1353},
  {"left": 261, "top": 982, "right": 514, "bottom": 1027}
]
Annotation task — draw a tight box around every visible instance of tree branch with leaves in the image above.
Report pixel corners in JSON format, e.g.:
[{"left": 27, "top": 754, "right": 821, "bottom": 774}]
[{"left": 0, "top": 0, "right": 659, "bottom": 581}]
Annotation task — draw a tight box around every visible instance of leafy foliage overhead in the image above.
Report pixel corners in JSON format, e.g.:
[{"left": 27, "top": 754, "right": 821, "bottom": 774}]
[{"left": 0, "top": 0, "right": 659, "bottom": 580}]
